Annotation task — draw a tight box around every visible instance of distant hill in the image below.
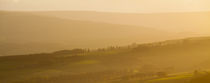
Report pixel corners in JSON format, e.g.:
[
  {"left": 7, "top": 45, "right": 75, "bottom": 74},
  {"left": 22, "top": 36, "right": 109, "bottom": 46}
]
[
  {"left": 32, "top": 11, "right": 210, "bottom": 35},
  {"left": 0, "top": 42, "right": 66, "bottom": 56},
  {"left": 0, "top": 37, "right": 210, "bottom": 83},
  {"left": 0, "top": 11, "right": 179, "bottom": 55}
]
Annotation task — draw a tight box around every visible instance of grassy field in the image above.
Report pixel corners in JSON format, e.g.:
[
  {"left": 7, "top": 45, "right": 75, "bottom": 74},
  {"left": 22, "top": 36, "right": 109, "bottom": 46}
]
[{"left": 1, "top": 37, "right": 210, "bottom": 83}]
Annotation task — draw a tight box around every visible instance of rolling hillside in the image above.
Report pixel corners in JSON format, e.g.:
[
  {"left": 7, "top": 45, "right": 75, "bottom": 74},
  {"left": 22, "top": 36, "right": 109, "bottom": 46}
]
[
  {"left": 33, "top": 11, "right": 210, "bottom": 35},
  {"left": 0, "top": 11, "right": 178, "bottom": 55},
  {"left": 0, "top": 37, "right": 210, "bottom": 83}
]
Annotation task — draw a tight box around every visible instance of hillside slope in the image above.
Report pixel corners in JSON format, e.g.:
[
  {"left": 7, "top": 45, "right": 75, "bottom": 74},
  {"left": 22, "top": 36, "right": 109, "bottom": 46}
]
[
  {"left": 33, "top": 11, "right": 210, "bottom": 35},
  {"left": 0, "top": 11, "right": 173, "bottom": 55},
  {"left": 0, "top": 37, "right": 210, "bottom": 83}
]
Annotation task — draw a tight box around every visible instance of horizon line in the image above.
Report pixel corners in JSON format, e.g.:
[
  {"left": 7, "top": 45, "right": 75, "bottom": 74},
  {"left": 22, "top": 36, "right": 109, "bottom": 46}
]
[{"left": 1, "top": 9, "right": 210, "bottom": 14}]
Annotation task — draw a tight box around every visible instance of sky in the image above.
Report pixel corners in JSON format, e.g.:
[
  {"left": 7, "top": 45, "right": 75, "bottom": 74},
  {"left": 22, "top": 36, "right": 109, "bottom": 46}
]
[{"left": 0, "top": 0, "right": 210, "bottom": 13}]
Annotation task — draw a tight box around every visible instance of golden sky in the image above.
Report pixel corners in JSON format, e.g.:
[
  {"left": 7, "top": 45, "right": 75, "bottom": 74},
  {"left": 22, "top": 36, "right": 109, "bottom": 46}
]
[{"left": 0, "top": 0, "right": 210, "bottom": 13}]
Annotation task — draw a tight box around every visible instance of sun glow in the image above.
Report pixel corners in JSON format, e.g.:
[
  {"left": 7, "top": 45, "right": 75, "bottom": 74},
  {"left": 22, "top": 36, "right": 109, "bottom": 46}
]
[
  {"left": 13, "top": 0, "right": 19, "bottom": 3},
  {"left": 0, "top": 0, "right": 209, "bottom": 12}
]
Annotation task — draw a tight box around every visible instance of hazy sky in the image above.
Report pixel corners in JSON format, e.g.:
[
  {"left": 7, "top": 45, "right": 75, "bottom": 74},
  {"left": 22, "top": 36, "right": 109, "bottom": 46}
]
[{"left": 0, "top": 0, "right": 210, "bottom": 13}]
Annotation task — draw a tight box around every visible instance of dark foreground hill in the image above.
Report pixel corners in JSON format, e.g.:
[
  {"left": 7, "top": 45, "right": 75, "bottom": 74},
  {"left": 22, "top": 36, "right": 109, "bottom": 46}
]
[{"left": 0, "top": 37, "right": 210, "bottom": 83}]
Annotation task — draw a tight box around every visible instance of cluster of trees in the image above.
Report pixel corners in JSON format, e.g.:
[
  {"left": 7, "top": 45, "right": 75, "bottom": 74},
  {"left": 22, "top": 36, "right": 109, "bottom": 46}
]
[
  {"left": 190, "top": 70, "right": 210, "bottom": 83},
  {"left": 53, "top": 49, "right": 90, "bottom": 55}
]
